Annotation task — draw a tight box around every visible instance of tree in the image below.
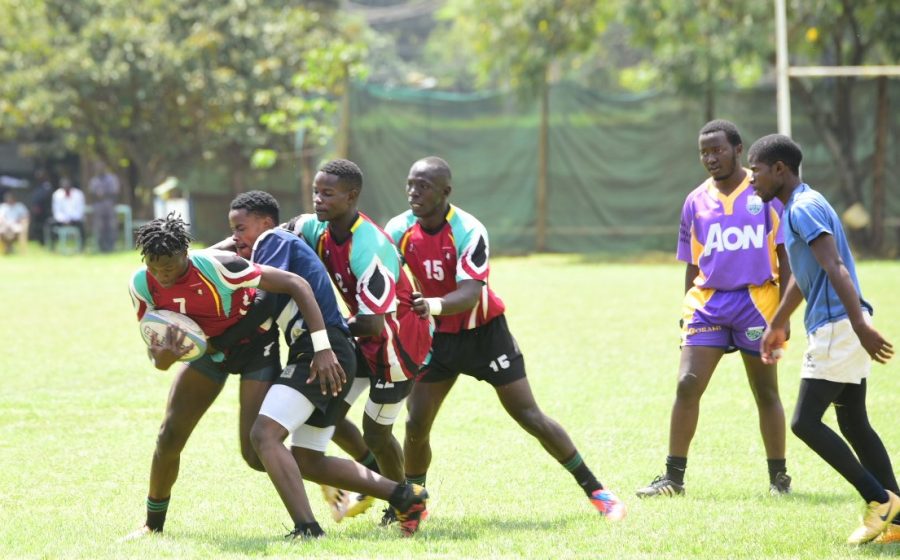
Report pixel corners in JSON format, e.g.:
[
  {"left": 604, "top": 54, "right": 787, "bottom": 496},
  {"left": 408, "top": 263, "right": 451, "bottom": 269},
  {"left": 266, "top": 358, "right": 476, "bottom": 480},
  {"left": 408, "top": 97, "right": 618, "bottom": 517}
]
[
  {"left": 617, "top": 0, "right": 772, "bottom": 121},
  {"left": 785, "top": 0, "right": 900, "bottom": 253},
  {"left": 617, "top": 0, "right": 899, "bottom": 253},
  {"left": 0, "top": 0, "right": 362, "bottom": 216},
  {"left": 433, "top": 0, "right": 610, "bottom": 250}
]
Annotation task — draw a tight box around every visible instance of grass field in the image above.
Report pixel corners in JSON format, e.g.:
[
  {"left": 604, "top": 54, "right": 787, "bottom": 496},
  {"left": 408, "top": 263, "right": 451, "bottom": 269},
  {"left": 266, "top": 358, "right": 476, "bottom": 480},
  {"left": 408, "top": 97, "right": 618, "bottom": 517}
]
[{"left": 1, "top": 251, "right": 899, "bottom": 559}]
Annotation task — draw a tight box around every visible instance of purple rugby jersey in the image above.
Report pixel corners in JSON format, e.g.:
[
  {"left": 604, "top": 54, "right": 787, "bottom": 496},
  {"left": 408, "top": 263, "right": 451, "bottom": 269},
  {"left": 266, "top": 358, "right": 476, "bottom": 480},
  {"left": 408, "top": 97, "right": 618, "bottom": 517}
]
[{"left": 677, "top": 171, "right": 784, "bottom": 291}]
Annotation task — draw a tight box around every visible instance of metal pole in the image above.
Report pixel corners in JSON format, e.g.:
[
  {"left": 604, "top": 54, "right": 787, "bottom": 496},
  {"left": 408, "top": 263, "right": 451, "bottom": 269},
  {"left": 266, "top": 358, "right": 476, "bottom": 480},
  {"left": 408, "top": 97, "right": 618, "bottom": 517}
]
[{"left": 775, "top": 0, "right": 791, "bottom": 136}]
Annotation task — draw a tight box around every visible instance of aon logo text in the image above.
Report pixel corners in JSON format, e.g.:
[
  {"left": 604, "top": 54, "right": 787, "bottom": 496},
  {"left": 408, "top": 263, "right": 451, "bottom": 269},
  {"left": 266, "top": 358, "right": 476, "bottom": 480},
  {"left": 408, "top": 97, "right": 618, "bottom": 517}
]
[{"left": 703, "top": 224, "right": 765, "bottom": 256}]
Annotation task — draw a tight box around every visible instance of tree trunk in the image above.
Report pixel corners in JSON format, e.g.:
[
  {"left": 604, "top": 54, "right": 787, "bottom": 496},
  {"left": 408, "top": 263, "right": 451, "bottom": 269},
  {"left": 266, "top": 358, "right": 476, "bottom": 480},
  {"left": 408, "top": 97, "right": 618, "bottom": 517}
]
[
  {"left": 228, "top": 143, "right": 247, "bottom": 197},
  {"left": 336, "top": 70, "right": 351, "bottom": 160},
  {"left": 794, "top": 80, "right": 859, "bottom": 207},
  {"left": 871, "top": 76, "right": 888, "bottom": 255},
  {"left": 536, "top": 67, "right": 549, "bottom": 252},
  {"left": 299, "top": 132, "right": 316, "bottom": 214},
  {"left": 704, "top": 57, "right": 715, "bottom": 122}
]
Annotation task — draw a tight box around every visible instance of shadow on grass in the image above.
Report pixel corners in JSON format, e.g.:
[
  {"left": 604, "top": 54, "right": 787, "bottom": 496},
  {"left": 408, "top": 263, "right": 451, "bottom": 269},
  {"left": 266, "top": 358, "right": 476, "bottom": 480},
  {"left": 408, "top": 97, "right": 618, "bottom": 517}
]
[
  {"left": 173, "top": 513, "right": 590, "bottom": 553},
  {"left": 856, "top": 542, "right": 900, "bottom": 557},
  {"left": 687, "top": 490, "right": 852, "bottom": 506}
]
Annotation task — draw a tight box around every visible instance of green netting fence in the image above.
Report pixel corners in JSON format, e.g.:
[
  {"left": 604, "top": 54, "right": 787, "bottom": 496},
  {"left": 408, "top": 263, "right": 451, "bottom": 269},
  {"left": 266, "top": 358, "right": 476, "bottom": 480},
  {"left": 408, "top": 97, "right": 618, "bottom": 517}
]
[{"left": 181, "top": 80, "right": 899, "bottom": 255}]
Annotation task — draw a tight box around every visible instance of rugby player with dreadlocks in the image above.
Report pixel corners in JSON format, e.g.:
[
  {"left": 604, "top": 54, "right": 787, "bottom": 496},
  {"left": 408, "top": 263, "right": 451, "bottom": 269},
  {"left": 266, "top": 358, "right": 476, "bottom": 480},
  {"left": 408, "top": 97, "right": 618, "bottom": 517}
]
[{"left": 123, "top": 213, "right": 347, "bottom": 540}]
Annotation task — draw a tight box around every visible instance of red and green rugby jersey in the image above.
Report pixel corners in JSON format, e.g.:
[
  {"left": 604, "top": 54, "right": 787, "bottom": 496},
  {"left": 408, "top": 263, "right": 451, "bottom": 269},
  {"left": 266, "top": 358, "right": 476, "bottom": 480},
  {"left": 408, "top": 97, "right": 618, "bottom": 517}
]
[
  {"left": 384, "top": 204, "right": 505, "bottom": 334},
  {"left": 294, "top": 212, "right": 431, "bottom": 381},
  {"left": 129, "top": 250, "right": 262, "bottom": 337}
]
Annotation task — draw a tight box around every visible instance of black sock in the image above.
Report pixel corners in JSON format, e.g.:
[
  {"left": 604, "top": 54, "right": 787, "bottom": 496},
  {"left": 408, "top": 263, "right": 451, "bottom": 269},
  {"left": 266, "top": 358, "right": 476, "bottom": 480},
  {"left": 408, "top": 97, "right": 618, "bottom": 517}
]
[
  {"left": 145, "top": 496, "right": 170, "bottom": 532},
  {"left": 666, "top": 456, "right": 687, "bottom": 485},
  {"left": 358, "top": 451, "right": 381, "bottom": 475},
  {"left": 561, "top": 452, "right": 602, "bottom": 496},
  {"left": 767, "top": 459, "right": 787, "bottom": 483},
  {"left": 405, "top": 473, "right": 426, "bottom": 487},
  {"left": 294, "top": 521, "right": 325, "bottom": 538}
]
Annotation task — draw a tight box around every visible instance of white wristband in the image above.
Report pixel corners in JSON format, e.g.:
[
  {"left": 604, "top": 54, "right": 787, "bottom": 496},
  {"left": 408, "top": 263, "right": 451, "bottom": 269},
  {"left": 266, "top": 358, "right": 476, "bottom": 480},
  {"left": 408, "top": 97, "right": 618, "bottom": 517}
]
[
  {"left": 425, "top": 297, "right": 443, "bottom": 316},
  {"left": 310, "top": 329, "right": 331, "bottom": 352}
]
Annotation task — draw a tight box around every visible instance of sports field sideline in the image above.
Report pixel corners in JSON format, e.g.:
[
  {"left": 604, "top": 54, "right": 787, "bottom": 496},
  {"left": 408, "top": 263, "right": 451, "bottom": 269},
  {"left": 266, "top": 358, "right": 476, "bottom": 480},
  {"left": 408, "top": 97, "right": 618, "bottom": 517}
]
[{"left": 1, "top": 252, "right": 898, "bottom": 559}]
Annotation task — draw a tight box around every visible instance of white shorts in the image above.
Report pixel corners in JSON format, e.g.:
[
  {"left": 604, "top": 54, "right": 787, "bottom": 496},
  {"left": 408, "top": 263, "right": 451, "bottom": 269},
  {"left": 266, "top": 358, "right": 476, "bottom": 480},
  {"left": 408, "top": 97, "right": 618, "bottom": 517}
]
[
  {"left": 258, "top": 384, "right": 336, "bottom": 452},
  {"left": 342, "top": 376, "right": 405, "bottom": 426},
  {"left": 801, "top": 314, "right": 872, "bottom": 384}
]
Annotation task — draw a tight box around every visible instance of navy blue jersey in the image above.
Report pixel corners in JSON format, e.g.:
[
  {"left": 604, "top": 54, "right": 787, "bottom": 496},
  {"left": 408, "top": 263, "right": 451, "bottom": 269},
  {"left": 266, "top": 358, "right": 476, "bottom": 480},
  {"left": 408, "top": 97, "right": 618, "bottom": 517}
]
[{"left": 252, "top": 227, "right": 349, "bottom": 343}]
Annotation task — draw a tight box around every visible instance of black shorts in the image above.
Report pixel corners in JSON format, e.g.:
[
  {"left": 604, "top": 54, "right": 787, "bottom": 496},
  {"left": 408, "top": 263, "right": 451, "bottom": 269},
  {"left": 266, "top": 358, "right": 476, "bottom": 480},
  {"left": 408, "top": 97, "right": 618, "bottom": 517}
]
[
  {"left": 418, "top": 314, "right": 526, "bottom": 387},
  {"left": 191, "top": 327, "right": 281, "bottom": 384},
  {"left": 273, "top": 326, "right": 357, "bottom": 428},
  {"left": 356, "top": 346, "right": 414, "bottom": 404}
]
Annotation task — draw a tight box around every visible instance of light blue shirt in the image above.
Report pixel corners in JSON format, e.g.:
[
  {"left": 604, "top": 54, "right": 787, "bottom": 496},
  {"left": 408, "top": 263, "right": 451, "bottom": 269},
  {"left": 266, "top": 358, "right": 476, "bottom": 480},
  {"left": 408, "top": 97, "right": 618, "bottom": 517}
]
[{"left": 783, "top": 183, "right": 872, "bottom": 334}]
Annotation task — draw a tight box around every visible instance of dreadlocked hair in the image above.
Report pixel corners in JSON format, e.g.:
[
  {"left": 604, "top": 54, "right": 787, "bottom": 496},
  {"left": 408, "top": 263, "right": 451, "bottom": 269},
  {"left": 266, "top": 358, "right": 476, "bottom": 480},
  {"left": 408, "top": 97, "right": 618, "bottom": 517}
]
[{"left": 135, "top": 212, "right": 193, "bottom": 258}]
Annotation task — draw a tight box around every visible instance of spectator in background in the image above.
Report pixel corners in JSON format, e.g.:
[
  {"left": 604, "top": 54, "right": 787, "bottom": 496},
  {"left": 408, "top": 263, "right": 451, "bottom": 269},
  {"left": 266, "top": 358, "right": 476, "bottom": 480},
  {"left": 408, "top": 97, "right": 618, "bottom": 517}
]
[
  {"left": 88, "top": 161, "right": 121, "bottom": 252},
  {"left": 51, "top": 176, "right": 86, "bottom": 252},
  {"left": 29, "top": 169, "right": 54, "bottom": 245},
  {"left": 0, "top": 190, "right": 29, "bottom": 254}
]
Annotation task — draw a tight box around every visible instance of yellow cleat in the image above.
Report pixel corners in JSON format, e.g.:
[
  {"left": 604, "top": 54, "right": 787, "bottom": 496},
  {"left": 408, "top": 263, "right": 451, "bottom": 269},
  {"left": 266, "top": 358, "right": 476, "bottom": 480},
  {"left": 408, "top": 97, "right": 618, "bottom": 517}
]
[
  {"left": 847, "top": 490, "right": 900, "bottom": 545},
  {"left": 874, "top": 523, "right": 900, "bottom": 545},
  {"left": 345, "top": 492, "right": 376, "bottom": 518},
  {"left": 321, "top": 485, "right": 351, "bottom": 523}
]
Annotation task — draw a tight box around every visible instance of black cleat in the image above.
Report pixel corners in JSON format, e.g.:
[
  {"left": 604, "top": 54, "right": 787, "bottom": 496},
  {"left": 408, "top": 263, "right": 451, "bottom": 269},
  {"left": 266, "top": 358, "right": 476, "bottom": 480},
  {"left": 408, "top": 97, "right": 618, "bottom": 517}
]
[
  {"left": 769, "top": 472, "right": 792, "bottom": 495},
  {"left": 636, "top": 475, "right": 685, "bottom": 498},
  {"left": 380, "top": 506, "right": 398, "bottom": 526}
]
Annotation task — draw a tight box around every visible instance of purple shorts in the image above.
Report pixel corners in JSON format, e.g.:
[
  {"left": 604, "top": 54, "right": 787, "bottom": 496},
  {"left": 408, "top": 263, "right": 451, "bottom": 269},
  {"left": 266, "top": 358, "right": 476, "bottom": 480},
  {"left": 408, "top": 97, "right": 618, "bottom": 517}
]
[{"left": 680, "top": 283, "right": 779, "bottom": 354}]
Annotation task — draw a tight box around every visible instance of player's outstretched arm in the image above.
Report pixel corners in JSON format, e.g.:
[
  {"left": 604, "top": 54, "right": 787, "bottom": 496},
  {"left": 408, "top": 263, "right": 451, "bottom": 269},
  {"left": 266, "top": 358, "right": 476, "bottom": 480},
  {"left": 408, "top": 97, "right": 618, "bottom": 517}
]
[
  {"left": 207, "top": 289, "right": 277, "bottom": 353},
  {"left": 809, "top": 234, "right": 894, "bottom": 363},
  {"left": 411, "top": 279, "right": 482, "bottom": 318},
  {"left": 257, "top": 265, "right": 347, "bottom": 394}
]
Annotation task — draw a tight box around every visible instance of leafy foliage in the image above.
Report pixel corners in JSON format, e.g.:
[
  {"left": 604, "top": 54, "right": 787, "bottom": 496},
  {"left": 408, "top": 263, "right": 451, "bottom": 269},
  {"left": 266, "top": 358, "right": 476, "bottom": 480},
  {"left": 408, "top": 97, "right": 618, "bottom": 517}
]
[
  {"left": 0, "top": 0, "right": 365, "bottom": 204},
  {"left": 434, "top": 0, "right": 608, "bottom": 97}
]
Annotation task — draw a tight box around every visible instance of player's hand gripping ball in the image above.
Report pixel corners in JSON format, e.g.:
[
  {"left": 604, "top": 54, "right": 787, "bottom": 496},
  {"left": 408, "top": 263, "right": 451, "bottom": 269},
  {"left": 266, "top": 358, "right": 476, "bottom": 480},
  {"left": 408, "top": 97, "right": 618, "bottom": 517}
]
[{"left": 140, "top": 310, "right": 208, "bottom": 362}]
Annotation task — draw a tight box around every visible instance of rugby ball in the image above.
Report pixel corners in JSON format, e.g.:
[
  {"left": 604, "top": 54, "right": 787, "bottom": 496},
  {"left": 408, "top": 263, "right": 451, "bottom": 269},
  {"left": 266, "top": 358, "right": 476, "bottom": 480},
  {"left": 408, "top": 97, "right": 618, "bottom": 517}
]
[{"left": 139, "top": 309, "right": 208, "bottom": 362}]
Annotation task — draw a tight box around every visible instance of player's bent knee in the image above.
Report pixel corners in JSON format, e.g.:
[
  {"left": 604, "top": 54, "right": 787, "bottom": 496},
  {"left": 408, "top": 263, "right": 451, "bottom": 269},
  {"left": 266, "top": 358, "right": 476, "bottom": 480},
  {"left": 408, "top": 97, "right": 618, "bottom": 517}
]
[
  {"left": 405, "top": 416, "right": 429, "bottom": 441},
  {"left": 155, "top": 421, "right": 191, "bottom": 456},
  {"left": 240, "top": 442, "right": 265, "bottom": 472},
  {"left": 675, "top": 375, "right": 704, "bottom": 402},
  {"left": 790, "top": 415, "right": 814, "bottom": 441},
  {"left": 249, "top": 416, "right": 283, "bottom": 453},
  {"left": 754, "top": 387, "right": 782, "bottom": 408}
]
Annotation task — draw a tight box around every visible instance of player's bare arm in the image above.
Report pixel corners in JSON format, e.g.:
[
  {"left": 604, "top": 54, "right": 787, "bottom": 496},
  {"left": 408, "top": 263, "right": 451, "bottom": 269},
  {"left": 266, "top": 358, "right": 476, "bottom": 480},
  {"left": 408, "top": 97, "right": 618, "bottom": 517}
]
[
  {"left": 761, "top": 277, "right": 804, "bottom": 364},
  {"left": 348, "top": 313, "right": 385, "bottom": 338},
  {"left": 207, "top": 289, "right": 277, "bottom": 354},
  {"left": 808, "top": 233, "right": 894, "bottom": 363},
  {"left": 411, "top": 279, "right": 482, "bottom": 318},
  {"left": 208, "top": 237, "right": 237, "bottom": 252},
  {"left": 775, "top": 243, "right": 792, "bottom": 340},
  {"left": 257, "top": 264, "right": 347, "bottom": 394},
  {"left": 683, "top": 263, "right": 700, "bottom": 294}
]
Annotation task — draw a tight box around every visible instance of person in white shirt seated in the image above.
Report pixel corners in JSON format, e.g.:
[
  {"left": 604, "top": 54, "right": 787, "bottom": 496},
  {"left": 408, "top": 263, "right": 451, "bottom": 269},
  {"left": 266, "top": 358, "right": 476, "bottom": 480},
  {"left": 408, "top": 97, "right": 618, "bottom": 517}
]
[
  {"left": 50, "top": 176, "right": 86, "bottom": 252},
  {"left": 0, "top": 190, "right": 29, "bottom": 254}
]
